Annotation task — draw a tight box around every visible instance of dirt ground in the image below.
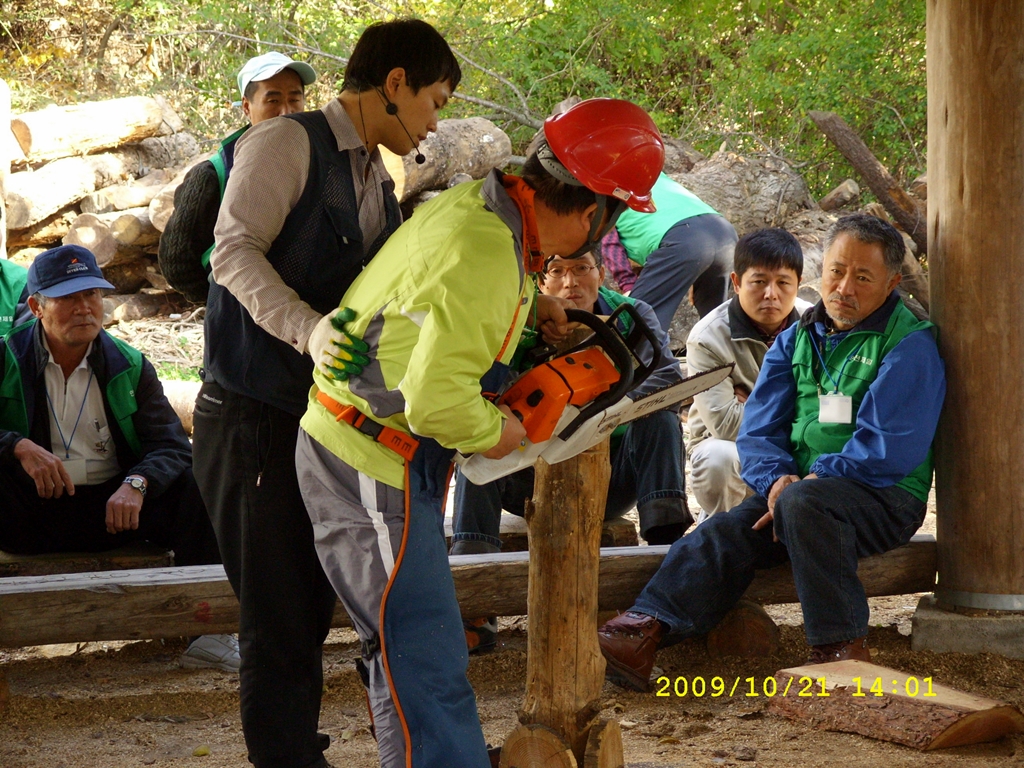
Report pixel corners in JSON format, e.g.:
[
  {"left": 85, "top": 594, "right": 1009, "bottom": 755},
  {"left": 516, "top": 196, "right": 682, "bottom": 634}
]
[{"left": 3, "top": 511, "right": 1024, "bottom": 768}]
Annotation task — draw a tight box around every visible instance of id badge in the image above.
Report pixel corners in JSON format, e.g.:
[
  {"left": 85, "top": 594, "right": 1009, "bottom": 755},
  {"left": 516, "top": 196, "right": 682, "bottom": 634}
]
[
  {"left": 61, "top": 457, "right": 89, "bottom": 485},
  {"left": 819, "top": 393, "right": 853, "bottom": 424}
]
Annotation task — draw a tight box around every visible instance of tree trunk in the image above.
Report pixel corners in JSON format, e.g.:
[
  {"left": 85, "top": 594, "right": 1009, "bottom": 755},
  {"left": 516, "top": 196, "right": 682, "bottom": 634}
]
[
  {"left": 808, "top": 110, "right": 927, "bottom": 254},
  {"left": 11, "top": 96, "right": 165, "bottom": 162},
  {"left": 769, "top": 660, "right": 1024, "bottom": 749},
  {"left": 380, "top": 117, "right": 512, "bottom": 202},
  {"left": 519, "top": 440, "right": 610, "bottom": 763}
]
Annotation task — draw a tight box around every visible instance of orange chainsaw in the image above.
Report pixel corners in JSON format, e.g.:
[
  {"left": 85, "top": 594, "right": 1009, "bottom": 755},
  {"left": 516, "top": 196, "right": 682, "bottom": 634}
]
[{"left": 457, "top": 306, "right": 733, "bottom": 485}]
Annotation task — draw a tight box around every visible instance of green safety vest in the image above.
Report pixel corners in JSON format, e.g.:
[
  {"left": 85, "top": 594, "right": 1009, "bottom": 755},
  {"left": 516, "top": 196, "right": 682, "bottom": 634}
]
[
  {"left": 200, "top": 126, "right": 248, "bottom": 269},
  {"left": 790, "top": 300, "right": 935, "bottom": 502},
  {"left": 0, "top": 260, "right": 28, "bottom": 336},
  {"left": 0, "top": 323, "right": 145, "bottom": 455},
  {"left": 614, "top": 172, "right": 719, "bottom": 265}
]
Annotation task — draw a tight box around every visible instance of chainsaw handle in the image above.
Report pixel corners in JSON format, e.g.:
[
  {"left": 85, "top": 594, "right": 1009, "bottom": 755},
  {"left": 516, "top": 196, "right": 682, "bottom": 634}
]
[
  {"left": 607, "top": 302, "right": 661, "bottom": 390},
  {"left": 557, "top": 309, "right": 635, "bottom": 440}
]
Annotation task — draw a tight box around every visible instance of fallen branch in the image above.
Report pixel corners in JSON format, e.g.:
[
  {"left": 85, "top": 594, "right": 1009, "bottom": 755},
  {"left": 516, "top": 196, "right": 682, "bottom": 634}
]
[{"left": 808, "top": 110, "right": 926, "bottom": 254}]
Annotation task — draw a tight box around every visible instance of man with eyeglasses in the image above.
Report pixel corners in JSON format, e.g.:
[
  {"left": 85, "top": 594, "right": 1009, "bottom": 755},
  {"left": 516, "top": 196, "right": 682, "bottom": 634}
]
[{"left": 450, "top": 247, "right": 694, "bottom": 652}]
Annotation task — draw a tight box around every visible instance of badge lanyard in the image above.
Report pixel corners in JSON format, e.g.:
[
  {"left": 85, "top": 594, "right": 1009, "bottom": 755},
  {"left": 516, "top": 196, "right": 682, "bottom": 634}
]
[
  {"left": 811, "top": 335, "right": 866, "bottom": 395},
  {"left": 45, "top": 370, "right": 94, "bottom": 459},
  {"left": 811, "top": 334, "right": 865, "bottom": 425}
]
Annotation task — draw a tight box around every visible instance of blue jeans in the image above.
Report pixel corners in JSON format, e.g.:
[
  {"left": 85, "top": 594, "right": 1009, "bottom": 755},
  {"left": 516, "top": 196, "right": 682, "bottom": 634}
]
[
  {"left": 632, "top": 477, "right": 926, "bottom": 646},
  {"left": 452, "top": 410, "right": 688, "bottom": 550},
  {"left": 630, "top": 213, "right": 737, "bottom": 328}
]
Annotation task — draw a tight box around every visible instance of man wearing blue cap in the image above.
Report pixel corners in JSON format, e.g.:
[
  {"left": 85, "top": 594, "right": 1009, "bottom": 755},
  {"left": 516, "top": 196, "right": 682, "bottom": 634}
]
[
  {"left": 0, "top": 244, "right": 237, "bottom": 671},
  {"left": 159, "top": 52, "right": 317, "bottom": 303}
]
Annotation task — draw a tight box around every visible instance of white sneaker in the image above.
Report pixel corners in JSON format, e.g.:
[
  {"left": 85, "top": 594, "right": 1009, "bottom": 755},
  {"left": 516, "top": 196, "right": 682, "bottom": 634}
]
[{"left": 180, "top": 634, "right": 241, "bottom": 672}]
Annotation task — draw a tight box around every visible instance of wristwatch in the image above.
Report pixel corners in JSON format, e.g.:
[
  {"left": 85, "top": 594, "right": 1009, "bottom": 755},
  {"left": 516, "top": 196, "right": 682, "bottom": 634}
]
[{"left": 123, "top": 475, "right": 147, "bottom": 497}]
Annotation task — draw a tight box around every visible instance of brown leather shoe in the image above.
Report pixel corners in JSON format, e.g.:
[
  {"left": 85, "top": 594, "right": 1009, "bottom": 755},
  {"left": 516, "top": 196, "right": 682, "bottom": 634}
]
[
  {"left": 806, "top": 636, "right": 871, "bottom": 665},
  {"left": 597, "top": 611, "right": 665, "bottom": 692}
]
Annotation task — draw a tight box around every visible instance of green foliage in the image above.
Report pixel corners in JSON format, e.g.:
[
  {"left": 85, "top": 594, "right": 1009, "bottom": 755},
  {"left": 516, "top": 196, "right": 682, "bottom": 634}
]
[
  {"left": 155, "top": 362, "right": 201, "bottom": 381},
  {"left": 0, "top": 0, "right": 926, "bottom": 196}
]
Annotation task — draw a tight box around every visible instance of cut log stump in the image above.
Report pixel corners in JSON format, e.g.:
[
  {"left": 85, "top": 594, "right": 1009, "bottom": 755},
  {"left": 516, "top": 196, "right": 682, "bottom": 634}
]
[
  {"left": 705, "top": 598, "right": 780, "bottom": 658},
  {"left": 768, "top": 660, "right": 1024, "bottom": 750},
  {"left": 500, "top": 724, "right": 577, "bottom": 768},
  {"left": 582, "top": 719, "right": 623, "bottom": 768}
]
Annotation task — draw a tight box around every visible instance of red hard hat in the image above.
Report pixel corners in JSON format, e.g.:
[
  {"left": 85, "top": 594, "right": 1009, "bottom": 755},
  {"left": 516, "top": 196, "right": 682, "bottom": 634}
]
[{"left": 540, "top": 98, "right": 664, "bottom": 213}]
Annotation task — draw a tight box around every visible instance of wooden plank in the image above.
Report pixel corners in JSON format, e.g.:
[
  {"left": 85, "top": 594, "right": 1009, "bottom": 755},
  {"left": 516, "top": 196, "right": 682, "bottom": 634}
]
[
  {"left": 0, "top": 535, "right": 937, "bottom": 648},
  {"left": 769, "top": 660, "right": 1024, "bottom": 749}
]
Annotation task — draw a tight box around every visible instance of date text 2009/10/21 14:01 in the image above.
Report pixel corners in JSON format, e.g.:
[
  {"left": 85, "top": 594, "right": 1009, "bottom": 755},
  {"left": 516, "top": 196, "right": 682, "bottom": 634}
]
[{"left": 655, "top": 676, "right": 939, "bottom": 698}]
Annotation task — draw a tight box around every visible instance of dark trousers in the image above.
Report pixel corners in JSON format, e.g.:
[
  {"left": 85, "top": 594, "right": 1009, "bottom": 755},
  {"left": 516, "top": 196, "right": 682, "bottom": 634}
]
[
  {"left": 192, "top": 381, "right": 337, "bottom": 768},
  {"left": 0, "top": 465, "right": 218, "bottom": 566},
  {"left": 452, "top": 410, "right": 688, "bottom": 550},
  {"left": 630, "top": 213, "right": 737, "bottom": 328},
  {"left": 632, "top": 477, "right": 926, "bottom": 646}
]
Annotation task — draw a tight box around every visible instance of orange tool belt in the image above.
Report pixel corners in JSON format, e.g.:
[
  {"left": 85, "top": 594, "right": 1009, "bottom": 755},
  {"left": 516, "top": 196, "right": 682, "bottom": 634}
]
[{"left": 316, "top": 389, "right": 419, "bottom": 462}]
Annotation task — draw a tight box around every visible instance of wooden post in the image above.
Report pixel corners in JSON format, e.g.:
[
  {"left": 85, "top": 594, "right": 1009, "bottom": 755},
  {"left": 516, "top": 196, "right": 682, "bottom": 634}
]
[
  {"left": 928, "top": 3, "right": 1024, "bottom": 612},
  {"left": 503, "top": 326, "right": 624, "bottom": 767},
  {"left": 517, "top": 440, "right": 610, "bottom": 760}
]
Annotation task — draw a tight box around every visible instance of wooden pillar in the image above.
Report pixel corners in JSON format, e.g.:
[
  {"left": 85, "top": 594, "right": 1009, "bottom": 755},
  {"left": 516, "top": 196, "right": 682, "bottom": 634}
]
[
  {"left": 517, "top": 440, "right": 610, "bottom": 761},
  {"left": 501, "top": 329, "right": 624, "bottom": 767},
  {"left": 928, "top": 2, "right": 1024, "bottom": 610}
]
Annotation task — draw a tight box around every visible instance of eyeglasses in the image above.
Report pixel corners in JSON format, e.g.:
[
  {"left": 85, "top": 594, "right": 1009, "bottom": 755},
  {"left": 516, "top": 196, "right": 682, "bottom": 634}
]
[{"left": 545, "top": 263, "right": 597, "bottom": 279}]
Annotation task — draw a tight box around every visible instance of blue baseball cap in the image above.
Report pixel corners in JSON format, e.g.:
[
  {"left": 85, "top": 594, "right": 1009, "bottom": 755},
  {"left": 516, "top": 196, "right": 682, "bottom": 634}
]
[{"left": 27, "top": 245, "right": 116, "bottom": 298}]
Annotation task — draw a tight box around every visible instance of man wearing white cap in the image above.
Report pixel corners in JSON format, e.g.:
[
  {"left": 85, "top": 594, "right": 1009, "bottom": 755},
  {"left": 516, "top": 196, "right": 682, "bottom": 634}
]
[{"left": 159, "top": 52, "right": 317, "bottom": 303}]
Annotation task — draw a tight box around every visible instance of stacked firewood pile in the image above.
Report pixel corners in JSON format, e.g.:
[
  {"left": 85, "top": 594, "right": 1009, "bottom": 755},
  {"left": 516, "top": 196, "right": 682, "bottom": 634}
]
[{"left": 2, "top": 92, "right": 198, "bottom": 303}]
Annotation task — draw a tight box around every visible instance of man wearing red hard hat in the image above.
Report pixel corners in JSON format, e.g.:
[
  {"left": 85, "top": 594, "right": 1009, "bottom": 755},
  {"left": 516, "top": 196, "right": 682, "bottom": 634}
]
[{"left": 300, "top": 98, "right": 665, "bottom": 768}]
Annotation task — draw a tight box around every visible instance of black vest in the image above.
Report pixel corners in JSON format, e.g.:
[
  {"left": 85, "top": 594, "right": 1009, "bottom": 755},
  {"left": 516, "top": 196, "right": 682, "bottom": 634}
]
[{"left": 204, "top": 111, "right": 402, "bottom": 415}]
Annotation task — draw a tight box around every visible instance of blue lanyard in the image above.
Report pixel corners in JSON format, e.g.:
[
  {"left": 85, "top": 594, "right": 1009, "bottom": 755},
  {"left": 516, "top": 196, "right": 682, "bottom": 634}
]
[
  {"left": 812, "top": 334, "right": 866, "bottom": 394},
  {"left": 45, "top": 370, "right": 94, "bottom": 460}
]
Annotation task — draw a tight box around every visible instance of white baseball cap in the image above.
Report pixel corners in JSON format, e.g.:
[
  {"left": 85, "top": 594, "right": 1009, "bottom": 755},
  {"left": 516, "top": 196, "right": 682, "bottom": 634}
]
[{"left": 237, "top": 52, "right": 317, "bottom": 99}]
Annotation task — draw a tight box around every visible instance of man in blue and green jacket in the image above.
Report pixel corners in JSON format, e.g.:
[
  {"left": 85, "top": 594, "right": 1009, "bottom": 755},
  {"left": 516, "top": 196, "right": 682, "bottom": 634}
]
[
  {"left": 0, "top": 245, "right": 232, "bottom": 669},
  {"left": 597, "top": 213, "right": 946, "bottom": 691}
]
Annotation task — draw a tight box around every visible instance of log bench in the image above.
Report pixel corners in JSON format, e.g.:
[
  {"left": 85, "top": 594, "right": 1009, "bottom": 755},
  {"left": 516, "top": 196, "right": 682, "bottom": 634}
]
[
  {"left": 0, "top": 533, "right": 936, "bottom": 648},
  {"left": 0, "top": 543, "right": 172, "bottom": 577}
]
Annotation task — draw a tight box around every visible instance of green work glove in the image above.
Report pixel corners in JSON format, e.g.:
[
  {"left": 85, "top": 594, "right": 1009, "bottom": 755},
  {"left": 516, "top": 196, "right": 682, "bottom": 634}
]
[{"left": 309, "top": 307, "right": 371, "bottom": 381}]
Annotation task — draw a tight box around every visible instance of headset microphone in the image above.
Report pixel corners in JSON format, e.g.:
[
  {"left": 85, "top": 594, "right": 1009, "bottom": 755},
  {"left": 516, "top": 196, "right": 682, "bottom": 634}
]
[{"left": 381, "top": 94, "right": 426, "bottom": 164}]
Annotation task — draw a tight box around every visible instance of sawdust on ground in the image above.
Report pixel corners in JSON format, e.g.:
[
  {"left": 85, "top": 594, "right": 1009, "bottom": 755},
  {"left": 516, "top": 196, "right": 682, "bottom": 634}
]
[{"left": 2, "top": 510, "right": 1024, "bottom": 767}]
